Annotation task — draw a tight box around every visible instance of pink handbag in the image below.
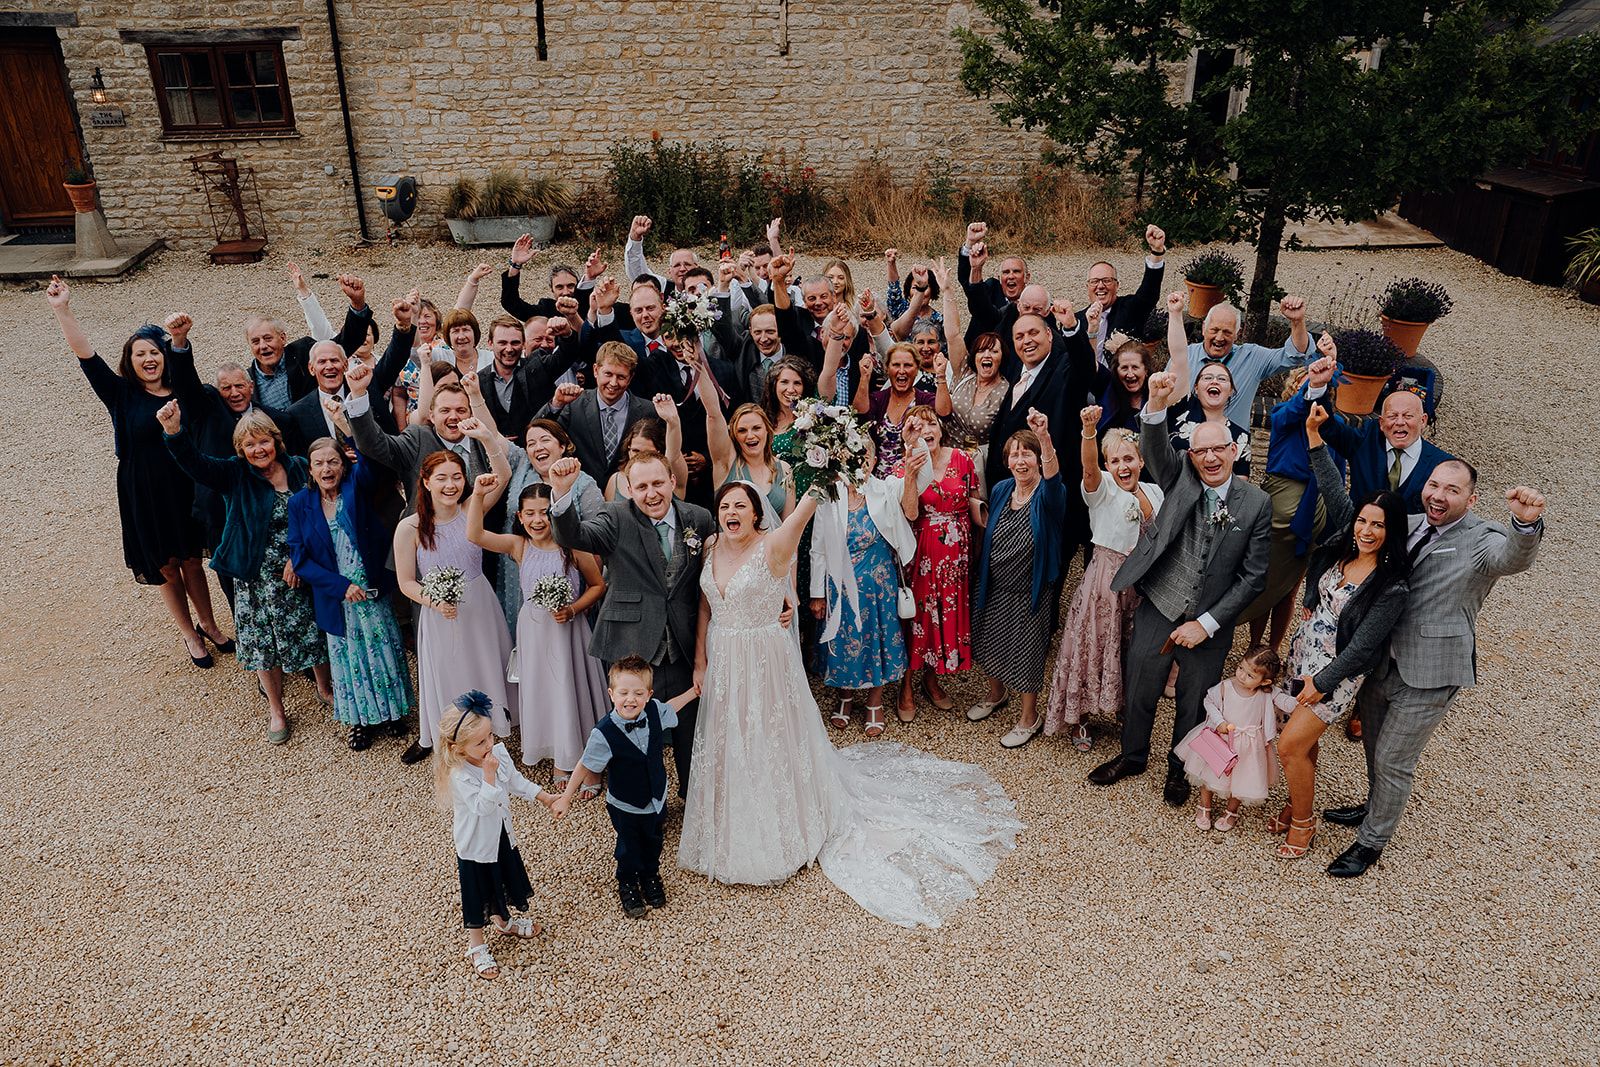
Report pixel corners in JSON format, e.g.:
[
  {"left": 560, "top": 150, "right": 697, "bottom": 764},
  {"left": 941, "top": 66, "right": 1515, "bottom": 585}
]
[{"left": 1188, "top": 726, "right": 1238, "bottom": 777}]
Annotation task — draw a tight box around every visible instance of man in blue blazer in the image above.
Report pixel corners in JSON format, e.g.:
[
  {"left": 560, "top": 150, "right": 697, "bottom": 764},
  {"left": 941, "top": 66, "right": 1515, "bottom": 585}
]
[{"left": 1311, "top": 387, "right": 1449, "bottom": 513}]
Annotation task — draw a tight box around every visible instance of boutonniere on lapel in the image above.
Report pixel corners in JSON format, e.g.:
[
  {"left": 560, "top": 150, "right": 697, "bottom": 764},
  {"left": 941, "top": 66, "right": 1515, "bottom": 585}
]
[
  {"left": 1124, "top": 500, "right": 1143, "bottom": 524},
  {"left": 1210, "top": 504, "right": 1233, "bottom": 530},
  {"left": 682, "top": 526, "right": 703, "bottom": 556}
]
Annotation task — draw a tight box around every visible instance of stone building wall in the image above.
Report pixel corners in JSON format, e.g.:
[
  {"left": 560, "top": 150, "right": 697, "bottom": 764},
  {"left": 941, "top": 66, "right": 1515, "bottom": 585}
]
[{"left": 19, "top": 0, "right": 1042, "bottom": 249}]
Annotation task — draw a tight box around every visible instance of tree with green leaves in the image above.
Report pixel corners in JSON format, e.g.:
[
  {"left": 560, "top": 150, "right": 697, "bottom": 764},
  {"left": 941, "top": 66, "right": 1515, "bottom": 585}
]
[{"left": 957, "top": 0, "right": 1600, "bottom": 336}]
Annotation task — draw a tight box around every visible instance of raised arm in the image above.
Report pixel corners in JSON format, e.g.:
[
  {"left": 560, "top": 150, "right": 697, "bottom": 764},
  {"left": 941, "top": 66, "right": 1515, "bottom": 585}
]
[
  {"left": 931, "top": 357, "right": 952, "bottom": 417},
  {"left": 653, "top": 392, "right": 690, "bottom": 490},
  {"left": 289, "top": 261, "right": 334, "bottom": 341},
  {"left": 547, "top": 458, "right": 621, "bottom": 555},
  {"left": 466, "top": 473, "right": 523, "bottom": 556},
  {"left": 1164, "top": 290, "right": 1192, "bottom": 399},
  {"left": 1304, "top": 404, "right": 1354, "bottom": 538},
  {"left": 850, "top": 352, "right": 876, "bottom": 415},
  {"left": 766, "top": 217, "right": 785, "bottom": 259},
  {"left": 1138, "top": 370, "right": 1183, "bottom": 489},
  {"left": 624, "top": 214, "right": 656, "bottom": 286},
  {"left": 456, "top": 263, "right": 492, "bottom": 311},
  {"left": 932, "top": 257, "right": 967, "bottom": 375},
  {"left": 764, "top": 491, "right": 820, "bottom": 578},
  {"left": 159, "top": 401, "right": 237, "bottom": 492},
  {"left": 1280, "top": 295, "right": 1310, "bottom": 364},
  {"left": 45, "top": 276, "right": 95, "bottom": 361},
  {"left": 769, "top": 254, "right": 795, "bottom": 313},
  {"left": 1079, "top": 405, "right": 1103, "bottom": 493},
  {"left": 343, "top": 360, "right": 415, "bottom": 472},
  {"left": 1027, "top": 409, "right": 1060, "bottom": 481}
]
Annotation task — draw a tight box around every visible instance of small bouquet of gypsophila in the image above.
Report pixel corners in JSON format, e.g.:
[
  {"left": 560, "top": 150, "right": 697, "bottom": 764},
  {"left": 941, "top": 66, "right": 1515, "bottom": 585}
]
[
  {"left": 420, "top": 566, "right": 464, "bottom": 606},
  {"left": 787, "top": 397, "right": 871, "bottom": 500},
  {"left": 660, "top": 289, "right": 722, "bottom": 340},
  {"left": 525, "top": 572, "right": 575, "bottom": 613}
]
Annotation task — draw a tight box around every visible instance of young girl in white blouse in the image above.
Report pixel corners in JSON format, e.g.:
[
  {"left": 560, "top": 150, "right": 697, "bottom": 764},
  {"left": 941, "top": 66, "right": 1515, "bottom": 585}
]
[
  {"left": 1044, "top": 408, "right": 1164, "bottom": 750},
  {"left": 434, "top": 690, "right": 555, "bottom": 980}
]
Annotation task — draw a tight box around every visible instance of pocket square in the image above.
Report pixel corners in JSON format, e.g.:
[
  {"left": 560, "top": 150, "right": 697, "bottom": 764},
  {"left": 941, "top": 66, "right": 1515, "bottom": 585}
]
[{"left": 1429, "top": 547, "right": 1457, "bottom": 555}]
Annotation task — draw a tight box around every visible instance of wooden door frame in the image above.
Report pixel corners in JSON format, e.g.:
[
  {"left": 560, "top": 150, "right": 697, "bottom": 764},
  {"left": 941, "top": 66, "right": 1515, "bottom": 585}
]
[{"left": 0, "top": 25, "right": 89, "bottom": 231}]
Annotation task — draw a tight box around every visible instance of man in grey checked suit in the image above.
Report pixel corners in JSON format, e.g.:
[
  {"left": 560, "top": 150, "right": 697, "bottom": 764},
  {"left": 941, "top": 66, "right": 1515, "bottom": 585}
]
[
  {"left": 537, "top": 341, "right": 655, "bottom": 483},
  {"left": 1089, "top": 370, "right": 1272, "bottom": 806},
  {"left": 548, "top": 450, "right": 717, "bottom": 798},
  {"left": 343, "top": 358, "right": 494, "bottom": 514},
  {"left": 1325, "top": 460, "right": 1545, "bottom": 878}
]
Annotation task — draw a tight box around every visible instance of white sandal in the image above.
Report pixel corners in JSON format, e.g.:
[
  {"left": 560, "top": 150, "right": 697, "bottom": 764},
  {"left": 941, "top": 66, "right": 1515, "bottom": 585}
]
[
  {"left": 465, "top": 942, "right": 499, "bottom": 979},
  {"left": 493, "top": 915, "right": 542, "bottom": 938}
]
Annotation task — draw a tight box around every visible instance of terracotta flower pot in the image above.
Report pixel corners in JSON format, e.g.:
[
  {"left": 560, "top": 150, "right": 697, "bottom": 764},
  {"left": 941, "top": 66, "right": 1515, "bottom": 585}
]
[
  {"left": 63, "top": 180, "right": 98, "bottom": 213},
  {"left": 1185, "top": 280, "right": 1225, "bottom": 320},
  {"left": 1379, "top": 314, "right": 1429, "bottom": 358},
  {"left": 1335, "top": 371, "right": 1390, "bottom": 417}
]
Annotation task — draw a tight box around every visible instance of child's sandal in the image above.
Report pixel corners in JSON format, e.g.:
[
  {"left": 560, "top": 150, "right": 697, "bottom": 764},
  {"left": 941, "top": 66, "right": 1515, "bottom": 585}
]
[
  {"left": 465, "top": 943, "right": 499, "bottom": 979},
  {"left": 1214, "top": 807, "right": 1240, "bottom": 832},
  {"left": 493, "top": 916, "right": 543, "bottom": 939},
  {"left": 1194, "top": 804, "right": 1213, "bottom": 831}
]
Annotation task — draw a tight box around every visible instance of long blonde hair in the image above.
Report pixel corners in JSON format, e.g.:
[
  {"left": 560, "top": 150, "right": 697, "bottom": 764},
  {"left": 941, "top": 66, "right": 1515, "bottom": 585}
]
[
  {"left": 822, "top": 258, "right": 856, "bottom": 310},
  {"left": 432, "top": 703, "right": 494, "bottom": 808}
]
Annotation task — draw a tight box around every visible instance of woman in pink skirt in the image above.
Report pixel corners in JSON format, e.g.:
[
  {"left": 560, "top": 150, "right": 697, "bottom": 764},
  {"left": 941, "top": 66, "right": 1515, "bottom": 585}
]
[{"left": 1044, "top": 407, "right": 1163, "bottom": 751}]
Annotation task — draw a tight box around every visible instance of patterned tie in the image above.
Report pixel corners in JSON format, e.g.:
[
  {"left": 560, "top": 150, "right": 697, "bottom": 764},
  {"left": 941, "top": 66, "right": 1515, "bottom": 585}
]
[
  {"left": 655, "top": 520, "right": 673, "bottom": 560},
  {"left": 1388, "top": 447, "right": 1404, "bottom": 490},
  {"left": 602, "top": 404, "right": 623, "bottom": 460}
]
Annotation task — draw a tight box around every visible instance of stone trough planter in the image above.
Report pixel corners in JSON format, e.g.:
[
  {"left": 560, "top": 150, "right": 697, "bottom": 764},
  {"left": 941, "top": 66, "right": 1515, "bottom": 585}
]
[{"left": 446, "top": 215, "right": 556, "bottom": 247}]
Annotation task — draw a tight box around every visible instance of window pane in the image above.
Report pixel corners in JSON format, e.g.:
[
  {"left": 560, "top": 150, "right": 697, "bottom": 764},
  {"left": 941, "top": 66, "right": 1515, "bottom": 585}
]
[
  {"left": 257, "top": 86, "right": 283, "bottom": 122},
  {"left": 223, "top": 51, "right": 249, "bottom": 86},
  {"left": 186, "top": 53, "right": 215, "bottom": 87},
  {"left": 193, "top": 87, "right": 221, "bottom": 125},
  {"left": 230, "top": 88, "right": 259, "bottom": 124},
  {"left": 159, "top": 53, "right": 188, "bottom": 89},
  {"left": 168, "top": 87, "right": 196, "bottom": 126},
  {"left": 252, "top": 50, "right": 277, "bottom": 86}
]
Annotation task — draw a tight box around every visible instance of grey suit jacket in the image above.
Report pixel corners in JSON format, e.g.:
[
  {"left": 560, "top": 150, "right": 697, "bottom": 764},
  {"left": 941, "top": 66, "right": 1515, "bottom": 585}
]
[
  {"left": 538, "top": 390, "right": 655, "bottom": 484},
  {"left": 348, "top": 407, "right": 492, "bottom": 514},
  {"left": 1112, "top": 413, "right": 1271, "bottom": 630},
  {"left": 553, "top": 496, "right": 716, "bottom": 665},
  {"left": 1388, "top": 511, "right": 1542, "bottom": 690}
]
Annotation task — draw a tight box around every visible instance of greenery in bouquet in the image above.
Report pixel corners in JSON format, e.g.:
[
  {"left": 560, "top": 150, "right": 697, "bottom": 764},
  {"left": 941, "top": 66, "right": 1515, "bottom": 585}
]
[
  {"left": 788, "top": 397, "right": 871, "bottom": 498},
  {"left": 660, "top": 290, "right": 721, "bottom": 339}
]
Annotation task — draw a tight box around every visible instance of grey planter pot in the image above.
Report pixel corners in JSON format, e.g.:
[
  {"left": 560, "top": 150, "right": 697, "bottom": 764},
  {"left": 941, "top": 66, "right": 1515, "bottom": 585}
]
[{"left": 445, "top": 215, "right": 557, "bottom": 247}]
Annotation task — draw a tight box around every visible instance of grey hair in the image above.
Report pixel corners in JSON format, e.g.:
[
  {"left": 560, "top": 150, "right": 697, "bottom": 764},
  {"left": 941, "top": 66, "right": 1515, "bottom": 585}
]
[
  {"left": 1204, "top": 302, "right": 1243, "bottom": 331},
  {"left": 215, "top": 361, "right": 248, "bottom": 380},
  {"left": 243, "top": 314, "right": 288, "bottom": 339}
]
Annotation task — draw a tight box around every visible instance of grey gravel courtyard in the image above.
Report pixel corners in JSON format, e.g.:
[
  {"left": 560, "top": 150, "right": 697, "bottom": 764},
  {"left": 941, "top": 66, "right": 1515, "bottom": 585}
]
[{"left": 1, "top": 240, "right": 1595, "bottom": 1065}]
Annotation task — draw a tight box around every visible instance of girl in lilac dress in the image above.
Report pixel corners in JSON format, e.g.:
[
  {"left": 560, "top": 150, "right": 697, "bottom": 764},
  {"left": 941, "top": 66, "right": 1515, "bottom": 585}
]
[
  {"left": 395, "top": 451, "right": 515, "bottom": 761},
  {"left": 467, "top": 476, "right": 609, "bottom": 790}
]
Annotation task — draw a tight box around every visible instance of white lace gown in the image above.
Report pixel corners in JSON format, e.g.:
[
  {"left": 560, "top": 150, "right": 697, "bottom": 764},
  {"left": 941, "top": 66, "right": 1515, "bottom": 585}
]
[{"left": 678, "top": 546, "right": 1024, "bottom": 928}]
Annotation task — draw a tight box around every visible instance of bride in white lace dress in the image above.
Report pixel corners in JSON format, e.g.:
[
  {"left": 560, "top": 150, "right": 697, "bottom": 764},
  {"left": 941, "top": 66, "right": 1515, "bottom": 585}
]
[{"left": 678, "top": 481, "right": 1023, "bottom": 928}]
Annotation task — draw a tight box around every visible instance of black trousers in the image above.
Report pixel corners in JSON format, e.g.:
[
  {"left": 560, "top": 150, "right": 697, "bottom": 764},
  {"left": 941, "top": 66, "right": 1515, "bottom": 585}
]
[
  {"left": 650, "top": 653, "right": 698, "bottom": 798},
  {"left": 1119, "top": 599, "right": 1234, "bottom": 777},
  {"left": 608, "top": 805, "right": 666, "bottom": 882}
]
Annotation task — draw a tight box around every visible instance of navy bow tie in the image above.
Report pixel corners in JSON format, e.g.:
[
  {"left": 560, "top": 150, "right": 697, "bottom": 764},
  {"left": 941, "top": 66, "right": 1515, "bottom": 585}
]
[{"left": 623, "top": 716, "right": 648, "bottom": 732}]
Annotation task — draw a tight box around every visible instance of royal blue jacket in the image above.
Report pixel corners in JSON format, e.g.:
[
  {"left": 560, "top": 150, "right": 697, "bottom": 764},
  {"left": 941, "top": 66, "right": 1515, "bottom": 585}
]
[
  {"left": 285, "top": 458, "right": 396, "bottom": 638},
  {"left": 974, "top": 473, "right": 1068, "bottom": 615}
]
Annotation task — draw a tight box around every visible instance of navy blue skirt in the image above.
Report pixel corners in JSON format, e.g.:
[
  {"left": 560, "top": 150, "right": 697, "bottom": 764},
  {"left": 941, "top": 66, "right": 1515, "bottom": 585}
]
[{"left": 456, "top": 826, "right": 533, "bottom": 929}]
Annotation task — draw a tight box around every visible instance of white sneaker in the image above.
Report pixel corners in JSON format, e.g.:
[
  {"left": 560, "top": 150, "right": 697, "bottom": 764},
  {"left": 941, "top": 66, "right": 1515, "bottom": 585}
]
[{"left": 1000, "top": 718, "right": 1043, "bottom": 749}]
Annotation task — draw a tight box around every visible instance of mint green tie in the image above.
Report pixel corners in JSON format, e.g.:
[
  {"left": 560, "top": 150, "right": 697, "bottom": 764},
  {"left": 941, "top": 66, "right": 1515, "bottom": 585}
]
[
  {"left": 1204, "top": 487, "right": 1219, "bottom": 519},
  {"left": 655, "top": 521, "right": 673, "bottom": 560}
]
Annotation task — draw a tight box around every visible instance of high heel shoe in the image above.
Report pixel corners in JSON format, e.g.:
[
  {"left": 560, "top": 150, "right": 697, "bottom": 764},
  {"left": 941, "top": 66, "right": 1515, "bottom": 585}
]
[
  {"left": 1268, "top": 803, "right": 1294, "bottom": 835},
  {"left": 1276, "top": 817, "right": 1318, "bottom": 859},
  {"left": 202, "top": 628, "right": 236, "bottom": 655},
  {"left": 829, "top": 696, "right": 853, "bottom": 730},
  {"left": 184, "top": 635, "right": 213, "bottom": 669}
]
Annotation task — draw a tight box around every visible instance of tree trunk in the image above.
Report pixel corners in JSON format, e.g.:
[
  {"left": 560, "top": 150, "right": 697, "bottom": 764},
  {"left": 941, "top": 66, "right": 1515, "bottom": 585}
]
[{"left": 1245, "top": 194, "right": 1287, "bottom": 340}]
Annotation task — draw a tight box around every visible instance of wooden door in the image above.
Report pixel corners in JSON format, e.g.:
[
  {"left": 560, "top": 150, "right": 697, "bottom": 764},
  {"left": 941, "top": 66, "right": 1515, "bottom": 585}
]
[{"left": 0, "top": 31, "right": 80, "bottom": 228}]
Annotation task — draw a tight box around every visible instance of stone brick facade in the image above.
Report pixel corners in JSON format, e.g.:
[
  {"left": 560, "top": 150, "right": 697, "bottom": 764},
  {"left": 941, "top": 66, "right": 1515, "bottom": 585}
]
[{"left": 12, "top": 0, "right": 1042, "bottom": 249}]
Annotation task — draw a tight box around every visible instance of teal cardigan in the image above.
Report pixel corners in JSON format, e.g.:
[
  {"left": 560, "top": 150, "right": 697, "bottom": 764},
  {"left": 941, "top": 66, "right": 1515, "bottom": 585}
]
[
  {"left": 165, "top": 428, "right": 309, "bottom": 581},
  {"left": 974, "top": 472, "right": 1067, "bottom": 614}
]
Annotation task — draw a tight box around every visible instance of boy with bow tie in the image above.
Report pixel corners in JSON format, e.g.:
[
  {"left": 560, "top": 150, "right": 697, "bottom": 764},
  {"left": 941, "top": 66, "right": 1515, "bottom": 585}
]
[{"left": 552, "top": 656, "right": 699, "bottom": 918}]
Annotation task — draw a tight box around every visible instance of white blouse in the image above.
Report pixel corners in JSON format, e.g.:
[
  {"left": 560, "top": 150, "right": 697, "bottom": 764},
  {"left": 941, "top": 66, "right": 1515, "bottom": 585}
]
[
  {"left": 450, "top": 742, "right": 545, "bottom": 863},
  {"left": 1083, "top": 476, "right": 1165, "bottom": 556}
]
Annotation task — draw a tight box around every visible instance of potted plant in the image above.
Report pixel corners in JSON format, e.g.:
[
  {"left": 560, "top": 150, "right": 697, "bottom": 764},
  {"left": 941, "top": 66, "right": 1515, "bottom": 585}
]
[
  {"left": 62, "top": 156, "right": 97, "bottom": 213},
  {"left": 444, "top": 168, "right": 575, "bottom": 247},
  {"left": 1181, "top": 249, "right": 1245, "bottom": 319},
  {"left": 1566, "top": 228, "right": 1600, "bottom": 306},
  {"left": 1332, "top": 328, "right": 1403, "bottom": 416},
  {"left": 1378, "top": 277, "right": 1453, "bottom": 356}
]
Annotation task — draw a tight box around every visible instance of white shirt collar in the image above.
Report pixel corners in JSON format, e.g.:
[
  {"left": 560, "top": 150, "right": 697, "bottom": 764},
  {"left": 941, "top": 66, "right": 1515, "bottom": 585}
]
[
  {"left": 1204, "top": 478, "right": 1233, "bottom": 503},
  {"left": 649, "top": 505, "right": 679, "bottom": 531},
  {"left": 1389, "top": 437, "right": 1422, "bottom": 461},
  {"left": 597, "top": 391, "right": 626, "bottom": 413}
]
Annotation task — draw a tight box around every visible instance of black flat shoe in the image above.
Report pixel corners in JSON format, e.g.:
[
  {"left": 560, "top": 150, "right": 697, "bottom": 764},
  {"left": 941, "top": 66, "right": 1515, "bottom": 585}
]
[
  {"left": 618, "top": 879, "right": 648, "bottom": 919},
  {"left": 1323, "top": 801, "right": 1369, "bottom": 827},
  {"left": 640, "top": 874, "right": 666, "bottom": 909},
  {"left": 400, "top": 740, "right": 432, "bottom": 765},
  {"left": 349, "top": 724, "right": 373, "bottom": 751},
  {"left": 381, "top": 718, "right": 407, "bottom": 738},
  {"left": 1326, "top": 842, "right": 1382, "bottom": 879},
  {"left": 1088, "top": 756, "right": 1146, "bottom": 786},
  {"left": 1162, "top": 772, "right": 1192, "bottom": 808}
]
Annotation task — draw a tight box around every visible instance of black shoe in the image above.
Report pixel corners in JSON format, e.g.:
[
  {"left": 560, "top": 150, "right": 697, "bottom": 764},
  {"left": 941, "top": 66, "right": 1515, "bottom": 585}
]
[
  {"left": 205, "top": 631, "right": 236, "bottom": 655},
  {"left": 1323, "top": 801, "right": 1369, "bottom": 827},
  {"left": 1162, "top": 772, "right": 1191, "bottom": 808},
  {"left": 1087, "top": 756, "right": 1146, "bottom": 786},
  {"left": 185, "top": 637, "right": 214, "bottom": 669},
  {"left": 381, "top": 718, "right": 407, "bottom": 738},
  {"left": 400, "top": 740, "right": 432, "bottom": 765},
  {"left": 618, "top": 879, "right": 648, "bottom": 919},
  {"left": 1326, "top": 842, "right": 1382, "bottom": 879},
  {"left": 640, "top": 874, "right": 666, "bottom": 909},
  {"left": 349, "top": 724, "right": 373, "bottom": 751}
]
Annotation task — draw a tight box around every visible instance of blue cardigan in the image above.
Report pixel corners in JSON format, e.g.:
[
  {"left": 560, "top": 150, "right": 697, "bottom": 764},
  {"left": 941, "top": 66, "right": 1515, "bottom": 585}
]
[
  {"left": 974, "top": 473, "right": 1067, "bottom": 615},
  {"left": 285, "top": 458, "right": 396, "bottom": 638},
  {"left": 165, "top": 429, "right": 309, "bottom": 581}
]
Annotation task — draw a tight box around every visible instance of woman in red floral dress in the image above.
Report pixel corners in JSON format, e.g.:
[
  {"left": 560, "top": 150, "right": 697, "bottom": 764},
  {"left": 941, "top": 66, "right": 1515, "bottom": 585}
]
[{"left": 895, "top": 405, "right": 982, "bottom": 720}]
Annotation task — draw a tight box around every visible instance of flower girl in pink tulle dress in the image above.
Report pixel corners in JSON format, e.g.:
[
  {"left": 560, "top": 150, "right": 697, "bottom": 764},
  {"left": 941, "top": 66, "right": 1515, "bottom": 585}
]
[{"left": 1173, "top": 647, "right": 1296, "bottom": 831}]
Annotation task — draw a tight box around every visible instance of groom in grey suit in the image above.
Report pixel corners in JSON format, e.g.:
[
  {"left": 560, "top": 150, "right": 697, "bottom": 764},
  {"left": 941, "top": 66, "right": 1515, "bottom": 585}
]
[
  {"left": 548, "top": 450, "right": 717, "bottom": 798},
  {"left": 1089, "top": 371, "right": 1271, "bottom": 806},
  {"left": 1325, "top": 460, "right": 1545, "bottom": 877}
]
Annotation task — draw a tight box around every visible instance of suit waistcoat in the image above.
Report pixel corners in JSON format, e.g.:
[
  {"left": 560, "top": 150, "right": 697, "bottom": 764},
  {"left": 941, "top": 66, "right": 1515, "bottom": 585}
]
[
  {"left": 1140, "top": 498, "right": 1218, "bottom": 622},
  {"left": 595, "top": 704, "right": 667, "bottom": 810}
]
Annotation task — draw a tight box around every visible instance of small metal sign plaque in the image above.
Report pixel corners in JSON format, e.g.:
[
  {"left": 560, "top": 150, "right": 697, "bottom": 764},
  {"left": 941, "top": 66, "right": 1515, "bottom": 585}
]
[{"left": 90, "top": 108, "right": 126, "bottom": 127}]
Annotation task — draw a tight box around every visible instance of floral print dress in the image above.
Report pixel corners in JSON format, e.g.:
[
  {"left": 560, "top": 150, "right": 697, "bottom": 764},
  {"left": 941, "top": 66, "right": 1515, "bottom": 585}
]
[
  {"left": 903, "top": 450, "right": 977, "bottom": 675},
  {"left": 235, "top": 492, "right": 325, "bottom": 673}
]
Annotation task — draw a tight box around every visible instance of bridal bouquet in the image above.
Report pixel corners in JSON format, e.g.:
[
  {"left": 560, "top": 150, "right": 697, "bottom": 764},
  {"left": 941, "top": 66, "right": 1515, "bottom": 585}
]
[
  {"left": 787, "top": 397, "right": 870, "bottom": 498},
  {"left": 660, "top": 290, "right": 721, "bottom": 339},
  {"left": 525, "top": 572, "right": 575, "bottom": 613},
  {"left": 420, "top": 566, "right": 464, "bottom": 606}
]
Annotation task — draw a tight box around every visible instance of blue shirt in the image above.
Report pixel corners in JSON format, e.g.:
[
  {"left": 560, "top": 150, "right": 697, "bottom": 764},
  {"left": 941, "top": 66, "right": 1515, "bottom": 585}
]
[
  {"left": 1187, "top": 336, "right": 1311, "bottom": 426},
  {"left": 579, "top": 700, "right": 679, "bottom": 815},
  {"left": 252, "top": 363, "right": 292, "bottom": 410}
]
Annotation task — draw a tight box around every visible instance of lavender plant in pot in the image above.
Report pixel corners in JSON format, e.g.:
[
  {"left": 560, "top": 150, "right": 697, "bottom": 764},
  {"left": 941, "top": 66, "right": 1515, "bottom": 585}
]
[
  {"left": 1332, "top": 328, "right": 1403, "bottom": 416},
  {"left": 1378, "top": 277, "right": 1453, "bottom": 357}
]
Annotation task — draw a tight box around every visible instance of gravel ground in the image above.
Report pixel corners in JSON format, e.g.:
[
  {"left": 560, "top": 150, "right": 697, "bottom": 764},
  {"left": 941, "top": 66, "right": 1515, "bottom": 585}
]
[{"left": 1, "top": 240, "right": 1595, "bottom": 1065}]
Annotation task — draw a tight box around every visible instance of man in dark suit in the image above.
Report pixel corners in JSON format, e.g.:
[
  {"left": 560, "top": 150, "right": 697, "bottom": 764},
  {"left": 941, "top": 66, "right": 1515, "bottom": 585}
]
[
  {"left": 1313, "top": 387, "right": 1450, "bottom": 513},
  {"left": 1089, "top": 369, "right": 1272, "bottom": 806},
  {"left": 498, "top": 232, "right": 597, "bottom": 321},
  {"left": 549, "top": 450, "right": 717, "bottom": 797},
  {"left": 478, "top": 314, "right": 571, "bottom": 445},
  {"left": 243, "top": 272, "right": 377, "bottom": 410},
  {"left": 769, "top": 254, "right": 887, "bottom": 403},
  {"left": 537, "top": 341, "right": 656, "bottom": 483},
  {"left": 623, "top": 213, "right": 700, "bottom": 298},
  {"left": 584, "top": 277, "right": 697, "bottom": 401},
  {"left": 711, "top": 259, "right": 790, "bottom": 407},
  {"left": 956, "top": 221, "right": 1030, "bottom": 351},
  {"left": 1074, "top": 223, "right": 1168, "bottom": 362}
]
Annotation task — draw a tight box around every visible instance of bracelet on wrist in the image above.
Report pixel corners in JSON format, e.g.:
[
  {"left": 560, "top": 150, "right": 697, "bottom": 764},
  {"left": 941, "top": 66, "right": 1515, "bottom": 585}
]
[{"left": 1081, "top": 430, "right": 1097, "bottom": 440}]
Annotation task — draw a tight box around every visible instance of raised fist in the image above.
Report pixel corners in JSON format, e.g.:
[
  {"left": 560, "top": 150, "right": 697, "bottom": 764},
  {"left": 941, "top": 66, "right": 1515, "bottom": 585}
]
[
  {"left": 629, "top": 215, "right": 653, "bottom": 242},
  {"left": 1145, "top": 224, "right": 1167, "bottom": 256}
]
